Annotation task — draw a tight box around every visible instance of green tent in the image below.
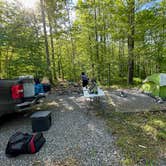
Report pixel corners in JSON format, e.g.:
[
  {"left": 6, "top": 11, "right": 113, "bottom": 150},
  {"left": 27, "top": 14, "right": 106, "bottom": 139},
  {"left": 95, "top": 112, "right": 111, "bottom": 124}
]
[{"left": 141, "top": 73, "right": 166, "bottom": 99}]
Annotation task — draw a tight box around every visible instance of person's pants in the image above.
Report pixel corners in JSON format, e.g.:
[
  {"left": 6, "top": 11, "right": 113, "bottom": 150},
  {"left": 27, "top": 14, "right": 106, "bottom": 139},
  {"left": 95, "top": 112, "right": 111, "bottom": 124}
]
[{"left": 82, "top": 80, "right": 88, "bottom": 87}]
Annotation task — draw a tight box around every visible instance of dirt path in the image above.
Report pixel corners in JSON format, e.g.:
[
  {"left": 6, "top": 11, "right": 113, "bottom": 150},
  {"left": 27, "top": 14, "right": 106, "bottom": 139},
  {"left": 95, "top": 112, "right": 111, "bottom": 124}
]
[{"left": 0, "top": 93, "right": 122, "bottom": 166}]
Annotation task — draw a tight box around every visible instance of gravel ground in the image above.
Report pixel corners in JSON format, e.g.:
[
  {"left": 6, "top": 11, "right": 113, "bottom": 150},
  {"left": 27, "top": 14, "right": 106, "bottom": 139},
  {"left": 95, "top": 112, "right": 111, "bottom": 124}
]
[
  {"left": 109, "top": 89, "right": 166, "bottom": 112},
  {"left": 0, "top": 94, "right": 122, "bottom": 166}
]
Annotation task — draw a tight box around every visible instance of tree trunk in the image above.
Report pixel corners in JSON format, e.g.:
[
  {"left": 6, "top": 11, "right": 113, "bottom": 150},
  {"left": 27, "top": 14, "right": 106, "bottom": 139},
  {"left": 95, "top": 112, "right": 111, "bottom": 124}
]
[
  {"left": 0, "top": 49, "right": 2, "bottom": 78},
  {"left": 65, "top": 0, "right": 76, "bottom": 81},
  {"left": 40, "top": 0, "right": 52, "bottom": 81},
  {"left": 108, "top": 63, "right": 111, "bottom": 85},
  {"left": 94, "top": 0, "right": 100, "bottom": 81},
  {"left": 48, "top": 17, "right": 57, "bottom": 82},
  {"left": 118, "top": 40, "right": 124, "bottom": 77},
  {"left": 127, "top": 0, "right": 135, "bottom": 84},
  {"left": 88, "top": 34, "right": 94, "bottom": 78}
]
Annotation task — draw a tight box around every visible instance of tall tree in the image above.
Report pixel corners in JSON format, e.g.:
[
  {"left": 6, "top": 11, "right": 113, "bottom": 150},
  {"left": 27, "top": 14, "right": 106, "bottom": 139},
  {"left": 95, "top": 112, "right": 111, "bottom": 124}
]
[
  {"left": 127, "top": 0, "right": 135, "bottom": 84},
  {"left": 40, "top": 0, "right": 52, "bottom": 80}
]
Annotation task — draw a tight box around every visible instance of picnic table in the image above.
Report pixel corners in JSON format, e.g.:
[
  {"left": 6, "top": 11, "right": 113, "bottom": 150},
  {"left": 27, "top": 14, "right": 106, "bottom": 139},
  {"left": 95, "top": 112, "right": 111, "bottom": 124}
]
[{"left": 83, "top": 87, "right": 105, "bottom": 100}]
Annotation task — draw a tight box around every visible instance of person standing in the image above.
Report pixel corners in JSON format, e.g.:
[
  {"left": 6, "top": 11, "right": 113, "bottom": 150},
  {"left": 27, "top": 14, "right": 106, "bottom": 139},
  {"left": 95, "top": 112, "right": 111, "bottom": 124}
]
[{"left": 81, "top": 72, "right": 89, "bottom": 87}]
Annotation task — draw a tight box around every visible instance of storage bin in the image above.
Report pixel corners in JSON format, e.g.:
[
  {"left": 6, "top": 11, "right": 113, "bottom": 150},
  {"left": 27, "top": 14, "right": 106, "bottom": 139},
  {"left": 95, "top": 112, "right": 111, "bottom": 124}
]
[{"left": 30, "top": 111, "right": 51, "bottom": 132}]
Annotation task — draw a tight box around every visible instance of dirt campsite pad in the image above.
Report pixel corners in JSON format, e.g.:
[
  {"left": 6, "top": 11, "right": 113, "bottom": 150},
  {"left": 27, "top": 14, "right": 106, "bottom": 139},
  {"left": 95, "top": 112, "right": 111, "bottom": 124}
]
[{"left": 108, "top": 89, "right": 166, "bottom": 113}]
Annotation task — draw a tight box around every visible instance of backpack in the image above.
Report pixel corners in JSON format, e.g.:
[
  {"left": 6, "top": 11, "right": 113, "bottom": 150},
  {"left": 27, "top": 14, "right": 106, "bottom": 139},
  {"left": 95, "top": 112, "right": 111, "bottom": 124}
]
[{"left": 5, "top": 132, "right": 45, "bottom": 157}]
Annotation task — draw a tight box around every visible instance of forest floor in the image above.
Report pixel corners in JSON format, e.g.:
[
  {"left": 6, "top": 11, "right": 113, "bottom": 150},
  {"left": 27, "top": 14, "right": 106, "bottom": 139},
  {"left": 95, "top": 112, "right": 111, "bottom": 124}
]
[{"left": 0, "top": 82, "right": 165, "bottom": 166}]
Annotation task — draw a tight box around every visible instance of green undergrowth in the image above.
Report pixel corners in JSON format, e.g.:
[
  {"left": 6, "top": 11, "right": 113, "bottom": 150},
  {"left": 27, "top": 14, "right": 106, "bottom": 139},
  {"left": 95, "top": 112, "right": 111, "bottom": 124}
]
[
  {"left": 103, "top": 77, "right": 142, "bottom": 90},
  {"left": 105, "top": 111, "right": 166, "bottom": 165},
  {"left": 102, "top": 77, "right": 143, "bottom": 90}
]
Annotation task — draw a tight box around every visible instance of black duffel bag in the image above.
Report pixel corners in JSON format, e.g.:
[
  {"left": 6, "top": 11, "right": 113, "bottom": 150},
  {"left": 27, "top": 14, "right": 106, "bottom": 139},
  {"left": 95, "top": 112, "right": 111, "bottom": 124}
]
[{"left": 5, "top": 132, "right": 45, "bottom": 157}]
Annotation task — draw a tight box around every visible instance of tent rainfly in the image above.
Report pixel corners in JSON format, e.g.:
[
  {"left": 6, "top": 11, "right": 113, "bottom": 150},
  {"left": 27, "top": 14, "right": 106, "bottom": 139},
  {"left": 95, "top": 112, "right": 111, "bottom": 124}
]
[{"left": 141, "top": 73, "right": 166, "bottom": 99}]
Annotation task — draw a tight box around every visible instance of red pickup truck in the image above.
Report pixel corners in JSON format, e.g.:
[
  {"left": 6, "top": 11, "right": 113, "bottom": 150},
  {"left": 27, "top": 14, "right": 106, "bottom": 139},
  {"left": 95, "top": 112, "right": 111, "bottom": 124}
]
[{"left": 0, "top": 76, "right": 45, "bottom": 117}]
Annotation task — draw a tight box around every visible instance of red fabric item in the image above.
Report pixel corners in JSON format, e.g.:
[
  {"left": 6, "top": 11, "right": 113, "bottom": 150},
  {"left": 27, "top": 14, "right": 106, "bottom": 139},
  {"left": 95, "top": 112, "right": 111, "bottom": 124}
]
[{"left": 29, "top": 135, "right": 36, "bottom": 153}]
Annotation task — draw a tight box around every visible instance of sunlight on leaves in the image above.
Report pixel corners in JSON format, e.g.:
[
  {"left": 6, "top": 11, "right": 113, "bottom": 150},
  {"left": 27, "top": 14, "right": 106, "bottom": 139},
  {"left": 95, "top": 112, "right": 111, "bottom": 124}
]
[
  {"left": 151, "top": 119, "right": 165, "bottom": 129},
  {"left": 142, "top": 124, "right": 157, "bottom": 139}
]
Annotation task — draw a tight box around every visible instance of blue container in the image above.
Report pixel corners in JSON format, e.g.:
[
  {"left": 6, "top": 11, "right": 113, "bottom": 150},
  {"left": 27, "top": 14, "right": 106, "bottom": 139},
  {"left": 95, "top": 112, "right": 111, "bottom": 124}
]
[{"left": 35, "top": 84, "right": 44, "bottom": 95}]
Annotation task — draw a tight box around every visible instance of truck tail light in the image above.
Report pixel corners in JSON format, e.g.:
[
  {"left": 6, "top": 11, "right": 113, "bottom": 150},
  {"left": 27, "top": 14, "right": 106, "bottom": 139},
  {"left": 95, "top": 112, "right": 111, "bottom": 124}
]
[{"left": 11, "top": 84, "right": 24, "bottom": 99}]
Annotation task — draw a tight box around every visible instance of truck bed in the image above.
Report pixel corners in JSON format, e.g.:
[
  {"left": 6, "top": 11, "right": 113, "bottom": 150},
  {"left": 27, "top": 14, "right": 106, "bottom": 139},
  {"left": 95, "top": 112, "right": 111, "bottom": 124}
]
[{"left": 0, "top": 78, "right": 45, "bottom": 117}]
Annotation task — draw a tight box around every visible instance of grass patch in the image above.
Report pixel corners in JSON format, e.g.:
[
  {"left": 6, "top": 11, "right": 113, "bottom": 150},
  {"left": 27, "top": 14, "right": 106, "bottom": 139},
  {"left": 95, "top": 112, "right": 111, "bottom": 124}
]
[{"left": 105, "top": 111, "right": 166, "bottom": 165}]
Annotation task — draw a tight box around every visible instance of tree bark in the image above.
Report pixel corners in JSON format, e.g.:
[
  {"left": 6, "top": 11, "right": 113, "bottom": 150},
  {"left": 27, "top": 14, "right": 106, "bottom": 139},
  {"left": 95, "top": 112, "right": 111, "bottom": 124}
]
[
  {"left": 0, "top": 49, "right": 2, "bottom": 78},
  {"left": 40, "top": 0, "right": 52, "bottom": 81},
  {"left": 94, "top": 0, "right": 100, "bottom": 81},
  {"left": 65, "top": 0, "right": 76, "bottom": 81},
  {"left": 127, "top": 0, "right": 135, "bottom": 84},
  {"left": 48, "top": 17, "right": 57, "bottom": 81}
]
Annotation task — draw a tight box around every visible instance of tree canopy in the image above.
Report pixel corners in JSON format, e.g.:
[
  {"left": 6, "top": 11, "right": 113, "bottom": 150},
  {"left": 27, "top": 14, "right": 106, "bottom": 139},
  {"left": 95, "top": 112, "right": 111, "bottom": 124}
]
[{"left": 0, "top": 0, "right": 165, "bottom": 85}]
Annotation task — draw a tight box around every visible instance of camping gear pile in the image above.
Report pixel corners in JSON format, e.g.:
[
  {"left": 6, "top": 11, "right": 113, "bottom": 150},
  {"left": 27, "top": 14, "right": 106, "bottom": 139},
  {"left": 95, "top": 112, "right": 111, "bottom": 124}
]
[
  {"left": 5, "top": 110, "right": 52, "bottom": 157},
  {"left": 35, "top": 77, "right": 51, "bottom": 95}
]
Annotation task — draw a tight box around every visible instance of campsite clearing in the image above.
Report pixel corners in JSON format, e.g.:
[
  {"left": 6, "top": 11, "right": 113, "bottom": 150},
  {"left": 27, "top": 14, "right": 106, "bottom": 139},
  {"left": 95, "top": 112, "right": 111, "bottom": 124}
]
[{"left": 0, "top": 84, "right": 165, "bottom": 166}]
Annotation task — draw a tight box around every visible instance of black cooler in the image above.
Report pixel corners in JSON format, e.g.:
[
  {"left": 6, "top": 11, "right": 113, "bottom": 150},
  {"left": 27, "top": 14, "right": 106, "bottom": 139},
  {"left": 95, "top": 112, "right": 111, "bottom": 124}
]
[{"left": 30, "top": 111, "right": 51, "bottom": 132}]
